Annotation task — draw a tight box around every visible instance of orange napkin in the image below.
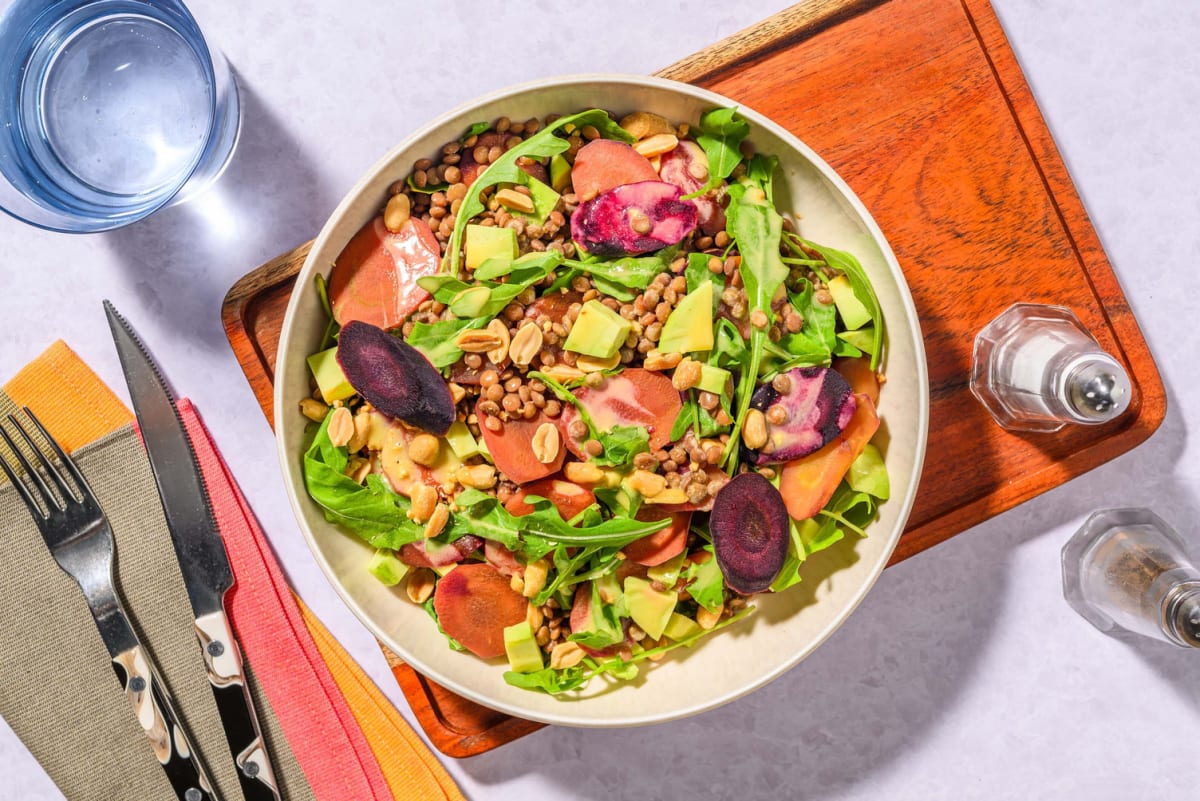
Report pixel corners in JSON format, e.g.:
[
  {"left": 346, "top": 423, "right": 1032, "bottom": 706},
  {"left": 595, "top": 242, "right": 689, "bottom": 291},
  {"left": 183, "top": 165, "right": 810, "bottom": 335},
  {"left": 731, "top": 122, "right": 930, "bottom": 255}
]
[{"left": 5, "top": 341, "right": 465, "bottom": 801}]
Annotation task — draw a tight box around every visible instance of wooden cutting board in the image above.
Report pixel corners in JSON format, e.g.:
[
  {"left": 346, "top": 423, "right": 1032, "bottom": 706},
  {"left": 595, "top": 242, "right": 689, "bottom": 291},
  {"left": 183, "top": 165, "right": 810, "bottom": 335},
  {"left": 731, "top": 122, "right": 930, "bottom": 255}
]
[{"left": 223, "top": 0, "right": 1166, "bottom": 757}]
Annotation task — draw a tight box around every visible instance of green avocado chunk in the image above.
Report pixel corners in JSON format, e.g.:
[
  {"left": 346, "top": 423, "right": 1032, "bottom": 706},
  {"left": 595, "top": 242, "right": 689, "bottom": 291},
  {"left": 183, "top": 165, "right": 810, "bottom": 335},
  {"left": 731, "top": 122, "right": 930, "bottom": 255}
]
[
  {"left": 504, "top": 621, "right": 544, "bottom": 673},
  {"left": 623, "top": 576, "right": 678, "bottom": 641},
  {"left": 659, "top": 280, "right": 714, "bottom": 354},
  {"left": 367, "top": 549, "right": 409, "bottom": 586},
  {"left": 307, "top": 346, "right": 356, "bottom": 404},
  {"left": 563, "top": 299, "right": 631, "bottom": 358},
  {"left": 662, "top": 612, "right": 702, "bottom": 642},
  {"left": 828, "top": 275, "right": 872, "bottom": 330},
  {"left": 465, "top": 224, "right": 518, "bottom": 271}
]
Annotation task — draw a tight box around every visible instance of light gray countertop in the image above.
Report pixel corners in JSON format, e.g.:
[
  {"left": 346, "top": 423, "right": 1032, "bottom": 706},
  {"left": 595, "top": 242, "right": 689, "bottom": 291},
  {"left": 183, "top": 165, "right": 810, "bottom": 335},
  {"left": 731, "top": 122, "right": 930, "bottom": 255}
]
[{"left": 3, "top": 1, "right": 1199, "bottom": 798}]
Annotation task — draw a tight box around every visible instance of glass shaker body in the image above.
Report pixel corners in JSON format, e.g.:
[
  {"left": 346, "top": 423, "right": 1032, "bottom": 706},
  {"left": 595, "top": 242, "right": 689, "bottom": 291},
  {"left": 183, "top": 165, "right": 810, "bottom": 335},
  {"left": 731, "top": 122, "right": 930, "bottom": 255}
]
[
  {"left": 1062, "top": 508, "right": 1200, "bottom": 648},
  {"left": 971, "top": 303, "right": 1132, "bottom": 432}
]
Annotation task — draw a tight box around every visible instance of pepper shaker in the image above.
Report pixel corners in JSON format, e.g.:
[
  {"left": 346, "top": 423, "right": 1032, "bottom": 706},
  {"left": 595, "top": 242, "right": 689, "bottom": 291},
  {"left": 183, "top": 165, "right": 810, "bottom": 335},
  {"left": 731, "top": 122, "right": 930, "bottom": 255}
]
[
  {"left": 1062, "top": 508, "right": 1200, "bottom": 648},
  {"left": 970, "top": 303, "right": 1132, "bottom": 432}
]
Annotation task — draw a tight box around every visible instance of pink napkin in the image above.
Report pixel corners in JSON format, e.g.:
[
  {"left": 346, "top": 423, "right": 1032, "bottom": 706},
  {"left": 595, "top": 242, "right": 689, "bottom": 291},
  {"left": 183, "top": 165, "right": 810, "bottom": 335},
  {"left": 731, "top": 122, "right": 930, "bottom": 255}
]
[{"left": 178, "top": 399, "right": 394, "bottom": 800}]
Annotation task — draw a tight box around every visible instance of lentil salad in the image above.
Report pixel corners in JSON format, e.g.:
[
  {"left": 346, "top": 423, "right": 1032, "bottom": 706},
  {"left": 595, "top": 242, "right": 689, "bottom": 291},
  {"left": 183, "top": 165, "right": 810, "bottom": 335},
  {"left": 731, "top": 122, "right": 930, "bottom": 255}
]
[{"left": 299, "top": 106, "right": 891, "bottom": 694}]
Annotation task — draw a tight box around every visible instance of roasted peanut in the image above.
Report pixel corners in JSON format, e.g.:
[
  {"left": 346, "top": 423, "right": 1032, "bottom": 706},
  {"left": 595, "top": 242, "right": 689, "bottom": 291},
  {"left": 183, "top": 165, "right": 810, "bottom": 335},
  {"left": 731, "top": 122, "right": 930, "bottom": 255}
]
[
  {"left": 548, "top": 641, "right": 586, "bottom": 670},
  {"left": 327, "top": 406, "right": 355, "bottom": 448},
  {"left": 672, "top": 356, "right": 703, "bottom": 391},
  {"left": 531, "top": 422, "right": 560, "bottom": 465},
  {"left": 644, "top": 487, "right": 688, "bottom": 505},
  {"left": 405, "top": 568, "right": 436, "bottom": 604},
  {"left": 423, "top": 502, "right": 449, "bottom": 539},
  {"left": 509, "top": 322, "right": 543, "bottom": 367},
  {"left": 384, "top": 192, "right": 411, "bottom": 232},
  {"left": 633, "top": 133, "right": 679, "bottom": 158},
  {"left": 644, "top": 349, "right": 683, "bottom": 371},
  {"left": 486, "top": 318, "right": 511, "bottom": 364},
  {"left": 496, "top": 187, "right": 535, "bottom": 213},
  {"left": 564, "top": 461, "right": 605, "bottom": 486},
  {"left": 456, "top": 463, "right": 497, "bottom": 490},
  {"left": 742, "top": 409, "right": 768, "bottom": 450},
  {"left": 407, "top": 484, "right": 439, "bottom": 523},
  {"left": 526, "top": 602, "right": 544, "bottom": 631},
  {"left": 619, "top": 111, "right": 674, "bottom": 140},
  {"left": 407, "top": 433, "right": 440, "bottom": 466},
  {"left": 522, "top": 559, "right": 549, "bottom": 598},
  {"left": 575, "top": 351, "right": 620, "bottom": 373},
  {"left": 696, "top": 603, "right": 723, "bottom": 630},
  {"left": 628, "top": 469, "right": 667, "bottom": 498},
  {"left": 299, "top": 397, "right": 330, "bottom": 422},
  {"left": 456, "top": 328, "right": 504, "bottom": 352}
]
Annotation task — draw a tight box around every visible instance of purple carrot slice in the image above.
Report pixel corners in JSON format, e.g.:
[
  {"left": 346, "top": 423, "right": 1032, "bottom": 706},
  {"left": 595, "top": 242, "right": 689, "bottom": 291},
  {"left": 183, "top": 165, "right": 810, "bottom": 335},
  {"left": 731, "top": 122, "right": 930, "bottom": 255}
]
[
  {"left": 400, "top": 534, "right": 483, "bottom": 568},
  {"left": 710, "top": 472, "right": 789, "bottom": 594},
  {"left": 570, "top": 180, "right": 698, "bottom": 256},
  {"left": 744, "top": 366, "right": 857, "bottom": 465},
  {"left": 336, "top": 320, "right": 455, "bottom": 434}
]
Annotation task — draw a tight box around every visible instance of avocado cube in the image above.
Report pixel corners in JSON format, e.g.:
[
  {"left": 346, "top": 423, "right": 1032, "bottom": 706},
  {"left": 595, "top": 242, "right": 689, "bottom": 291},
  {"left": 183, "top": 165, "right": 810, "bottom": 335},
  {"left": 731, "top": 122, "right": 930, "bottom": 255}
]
[
  {"left": 662, "top": 612, "right": 703, "bottom": 643},
  {"left": 837, "top": 327, "right": 877, "bottom": 356},
  {"left": 847, "top": 442, "right": 890, "bottom": 500},
  {"left": 623, "top": 576, "right": 678, "bottom": 641},
  {"left": 307, "top": 346, "right": 355, "bottom": 404},
  {"left": 512, "top": 176, "right": 560, "bottom": 226},
  {"left": 465, "top": 224, "right": 518, "bottom": 271},
  {"left": 828, "top": 275, "right": 872, "bottom": 330},
  {"left": 444, "top": 420, "right": 481, "bottom": 460},
  {"left": 696, "top": 364, "right": 732, "bottom": 396},
  {"left": 659, "top": 280, "right": 714, "bottom": 354},
  {"left": 563, "top": 299, "right": 631, "bottom": 359},
  {"left": 367, "top": 549, "right": 409, "bottom": 586},
  {"left": 647, "top": 550, "right": 688, "bottom": 586},
  {"left": 504, "top": 621, "right": 545, "bottom": 673},
  {"left": 550, "top": 154, "right": 572, "bottom": 192}
]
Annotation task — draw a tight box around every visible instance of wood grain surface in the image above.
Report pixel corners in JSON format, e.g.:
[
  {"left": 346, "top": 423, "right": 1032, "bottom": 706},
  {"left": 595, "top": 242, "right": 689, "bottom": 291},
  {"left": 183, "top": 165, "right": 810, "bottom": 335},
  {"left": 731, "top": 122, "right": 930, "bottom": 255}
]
[{"left": 222, "top": 0, "right": 1166, "bottom": 757}]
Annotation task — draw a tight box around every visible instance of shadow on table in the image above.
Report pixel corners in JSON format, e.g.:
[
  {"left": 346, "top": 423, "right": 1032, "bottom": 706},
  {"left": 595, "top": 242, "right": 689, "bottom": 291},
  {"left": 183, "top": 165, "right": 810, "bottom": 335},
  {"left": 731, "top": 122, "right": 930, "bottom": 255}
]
[
  {"left": 456, "top": 383, "right": 1191, "bottom": 800},
  {"left": 104, "top": 81, "right": 336, "bottom": 351}
]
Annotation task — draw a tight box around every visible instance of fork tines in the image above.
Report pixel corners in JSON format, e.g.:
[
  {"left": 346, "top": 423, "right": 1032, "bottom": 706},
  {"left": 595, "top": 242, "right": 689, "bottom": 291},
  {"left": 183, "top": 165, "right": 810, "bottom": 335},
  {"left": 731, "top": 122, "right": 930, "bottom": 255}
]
[{"left": 0, "top": 409, "right": 86, "bottom": 521}]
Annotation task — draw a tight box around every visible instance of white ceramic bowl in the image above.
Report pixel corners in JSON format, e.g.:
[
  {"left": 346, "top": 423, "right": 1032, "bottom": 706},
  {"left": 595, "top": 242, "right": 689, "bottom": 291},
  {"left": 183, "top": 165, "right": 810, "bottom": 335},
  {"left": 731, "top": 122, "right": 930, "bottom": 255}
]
[{"left": 275, "top": 74, "right": 929, "bottom": 727}]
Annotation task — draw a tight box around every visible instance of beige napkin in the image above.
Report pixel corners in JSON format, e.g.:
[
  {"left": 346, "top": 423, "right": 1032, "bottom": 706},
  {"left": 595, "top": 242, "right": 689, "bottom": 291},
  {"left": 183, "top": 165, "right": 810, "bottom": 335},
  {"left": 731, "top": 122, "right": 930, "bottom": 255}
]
[{"left": 0, "top": 391, "right": 315, "bottom": 800}]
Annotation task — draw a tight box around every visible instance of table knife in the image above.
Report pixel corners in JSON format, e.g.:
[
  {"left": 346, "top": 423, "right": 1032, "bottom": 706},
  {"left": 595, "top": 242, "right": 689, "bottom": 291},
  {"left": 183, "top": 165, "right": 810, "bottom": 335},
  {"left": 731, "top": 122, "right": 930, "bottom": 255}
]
[{"left": 105, "top": 301, "right": 282, "bottom": 801}]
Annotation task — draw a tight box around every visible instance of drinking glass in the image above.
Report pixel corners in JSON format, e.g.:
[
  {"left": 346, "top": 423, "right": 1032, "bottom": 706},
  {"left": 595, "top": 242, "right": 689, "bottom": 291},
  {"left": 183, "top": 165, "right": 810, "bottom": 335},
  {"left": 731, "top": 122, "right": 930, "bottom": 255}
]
[{"left": 0, "top": 0, "right": 240, "bottom": 232}]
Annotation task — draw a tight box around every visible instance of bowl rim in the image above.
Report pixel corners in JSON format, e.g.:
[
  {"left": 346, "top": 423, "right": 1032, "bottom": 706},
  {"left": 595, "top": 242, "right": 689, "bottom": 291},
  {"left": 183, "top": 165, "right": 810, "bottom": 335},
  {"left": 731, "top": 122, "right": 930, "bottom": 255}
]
[{"left": 274, "top": 72, "right": 929, "bottom": 727}]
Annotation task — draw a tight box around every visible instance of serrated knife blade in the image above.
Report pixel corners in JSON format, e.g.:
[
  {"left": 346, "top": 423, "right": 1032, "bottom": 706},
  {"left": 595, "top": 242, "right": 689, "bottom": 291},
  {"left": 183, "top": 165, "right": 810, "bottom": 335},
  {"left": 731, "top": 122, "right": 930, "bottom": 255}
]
[{"left": 105, "top": 301, "right": 282, "bottom": 801}]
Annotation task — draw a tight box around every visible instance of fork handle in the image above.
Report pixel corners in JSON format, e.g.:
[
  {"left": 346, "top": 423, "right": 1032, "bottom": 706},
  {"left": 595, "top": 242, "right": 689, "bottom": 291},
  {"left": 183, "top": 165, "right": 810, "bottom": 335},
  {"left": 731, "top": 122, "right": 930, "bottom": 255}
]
[
  {"left": 112, "top": 644, "right": 216, "bottom": 801},
  {"left": 196, "top": 610, "right": 281, "bottom": 800}
]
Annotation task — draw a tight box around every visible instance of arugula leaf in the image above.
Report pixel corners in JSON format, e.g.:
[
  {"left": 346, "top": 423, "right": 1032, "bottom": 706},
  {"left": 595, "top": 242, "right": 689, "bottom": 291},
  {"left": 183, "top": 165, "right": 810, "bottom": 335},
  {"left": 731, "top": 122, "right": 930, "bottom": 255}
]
[
  {"left": 568, "top": 580, "right": 625, "bottom": 650},
  {"left": 446, "top": 109, "right": 633, "bottom": 275},
  {"left": 549, "top": 250, "right": 673, "bottom": 302},
  {"left": 503, "top": 665, "right": 591, "bottom": 694},
  {"left": 460, "top": 121, "right": 491, "bottom": 141},
  {"left": 789, "top": 235, "right": 885, "bottom": 370},
  {"left": 450, "top": 488, "right": 669, "bottom": 551},
  {"left": 529, "top": 370, "right": 649, "bottom": 469},
  {"left": 685, "top": 252, "right": 725, "bottom": 313},
  {"left": 720, "top": 170, "right": 788, "bottom": 473},
  {"left": 671, "top": 396, "right": 699, "bottom": 441},
  {"left": 683, "top": 549, "right": 725, "bottom": 614},
  {"left": 711, "top": 317, "right": 749, "bottom": 371},
  {"left": 302, "top": 412, "right": 425, "bottom": 548},
  {"left": 405, "top": 317, "right": 486, "bottom": 369},
  {"left": 690, "top": 107, "right": 751, "bottom": 196},
  {"left": 314, "top": 273, "right": 340, "bottom": 350}
]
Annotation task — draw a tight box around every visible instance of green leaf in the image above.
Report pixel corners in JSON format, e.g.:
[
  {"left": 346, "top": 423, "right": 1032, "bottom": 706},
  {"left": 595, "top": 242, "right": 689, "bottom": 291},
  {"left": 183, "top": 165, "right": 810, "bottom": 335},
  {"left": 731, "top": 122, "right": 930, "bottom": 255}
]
[
  {"left": 792, "top": 236, "right": 885, "bottom": 370},
  {"left": 684, "top": 549, "right": 725, "bottom": 614},
  {"left": 314, "top": 273, "right": 340, "bottom": 350},
  {"left": 450, "top": 488, "right": 669, "bottom": 551},
  {"left": 551, "top": 250, "right": 673, "bottom": 302},
  {"left": 446, "top": 109, "right": 633, "bottom": 275},
  {"left": 301, "top": 412, "right": 425, "bottom": 548},
  {"left": 503, "top": 665, "right": 590, "bottom": 694},
  {"left": 568, "top": 581, "right": 625, "bottom": 650},
  {"left": 671, "top": 397, "right": 699, "bottom": 441},
  {"left": 595, "top": 425, "right": 650, "bottom": 469},
  {"left": 405, "top": 317, "right": 486, "bottom": 369},
  {"left": 460, "top": 121, "right": 491, "bottom": 141},
  {"left": 691, "top": 107, "right": 750, "bottom": 195},
  {"left": 686, "top": 252, "right": 724, "bottom": 313},
  {"left": 721, "top": 169, "right": 788, "bottom": 473}
]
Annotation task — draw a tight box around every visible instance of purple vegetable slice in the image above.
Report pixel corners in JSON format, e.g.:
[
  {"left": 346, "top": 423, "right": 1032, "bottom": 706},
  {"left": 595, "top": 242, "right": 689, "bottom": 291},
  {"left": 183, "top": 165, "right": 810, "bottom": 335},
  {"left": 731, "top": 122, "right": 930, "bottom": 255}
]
[
  {"left": 336, "top": 320, "right": 455, "bottom": 434},
  {"left": 400, "top": 534, "right": 483, "bottom": 568},
  {"left": 743, "top": 366, "right": 857, "bottom": 465},
  {"left": 570, "top": 180, "right": 698, "bottom": 256},
  {"left": 710, "top": 472, "right": 789, "bottom": 594}
]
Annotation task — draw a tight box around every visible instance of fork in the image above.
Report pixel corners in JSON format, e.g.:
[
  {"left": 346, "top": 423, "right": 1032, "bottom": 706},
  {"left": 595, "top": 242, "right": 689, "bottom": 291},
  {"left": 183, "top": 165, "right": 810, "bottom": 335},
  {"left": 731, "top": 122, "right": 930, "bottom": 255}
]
[{"left": 0, "top": 408, "right": 218, "bottom": 801}]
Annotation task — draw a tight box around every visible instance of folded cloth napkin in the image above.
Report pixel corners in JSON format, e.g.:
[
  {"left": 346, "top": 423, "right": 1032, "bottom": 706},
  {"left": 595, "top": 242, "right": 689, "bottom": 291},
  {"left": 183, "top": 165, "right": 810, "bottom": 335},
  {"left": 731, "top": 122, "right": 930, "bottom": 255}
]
[{"left": 0, "top": 341, "right": 465, "bottom": 801}]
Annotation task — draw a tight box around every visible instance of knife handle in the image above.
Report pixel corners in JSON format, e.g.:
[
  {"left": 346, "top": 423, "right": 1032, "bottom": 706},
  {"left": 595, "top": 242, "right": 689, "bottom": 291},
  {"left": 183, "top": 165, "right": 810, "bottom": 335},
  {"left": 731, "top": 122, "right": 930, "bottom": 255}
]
[
  {"left": 196, "top": 610, "right": 282, "bottom": 801},
  {"left": 112, "top": 644, "right": 216, "bottom": 801}
]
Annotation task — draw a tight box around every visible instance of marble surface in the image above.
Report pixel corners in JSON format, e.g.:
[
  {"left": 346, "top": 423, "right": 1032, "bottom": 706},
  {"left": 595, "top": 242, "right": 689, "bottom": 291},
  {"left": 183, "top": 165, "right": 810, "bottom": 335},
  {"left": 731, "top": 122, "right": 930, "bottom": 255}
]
[{"left": 2, "top": 1, "right": 1199, "bottom": 798}]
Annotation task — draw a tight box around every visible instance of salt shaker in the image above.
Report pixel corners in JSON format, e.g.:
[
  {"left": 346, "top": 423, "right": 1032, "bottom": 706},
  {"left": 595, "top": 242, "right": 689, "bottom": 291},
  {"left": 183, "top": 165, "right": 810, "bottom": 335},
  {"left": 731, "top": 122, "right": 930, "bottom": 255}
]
[
  {"left": 1062, "top": 508, "right": 1200, "bottom": 648},
  {"left": 970, "top": 303, "right": 1132, "bottom": 432}
]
